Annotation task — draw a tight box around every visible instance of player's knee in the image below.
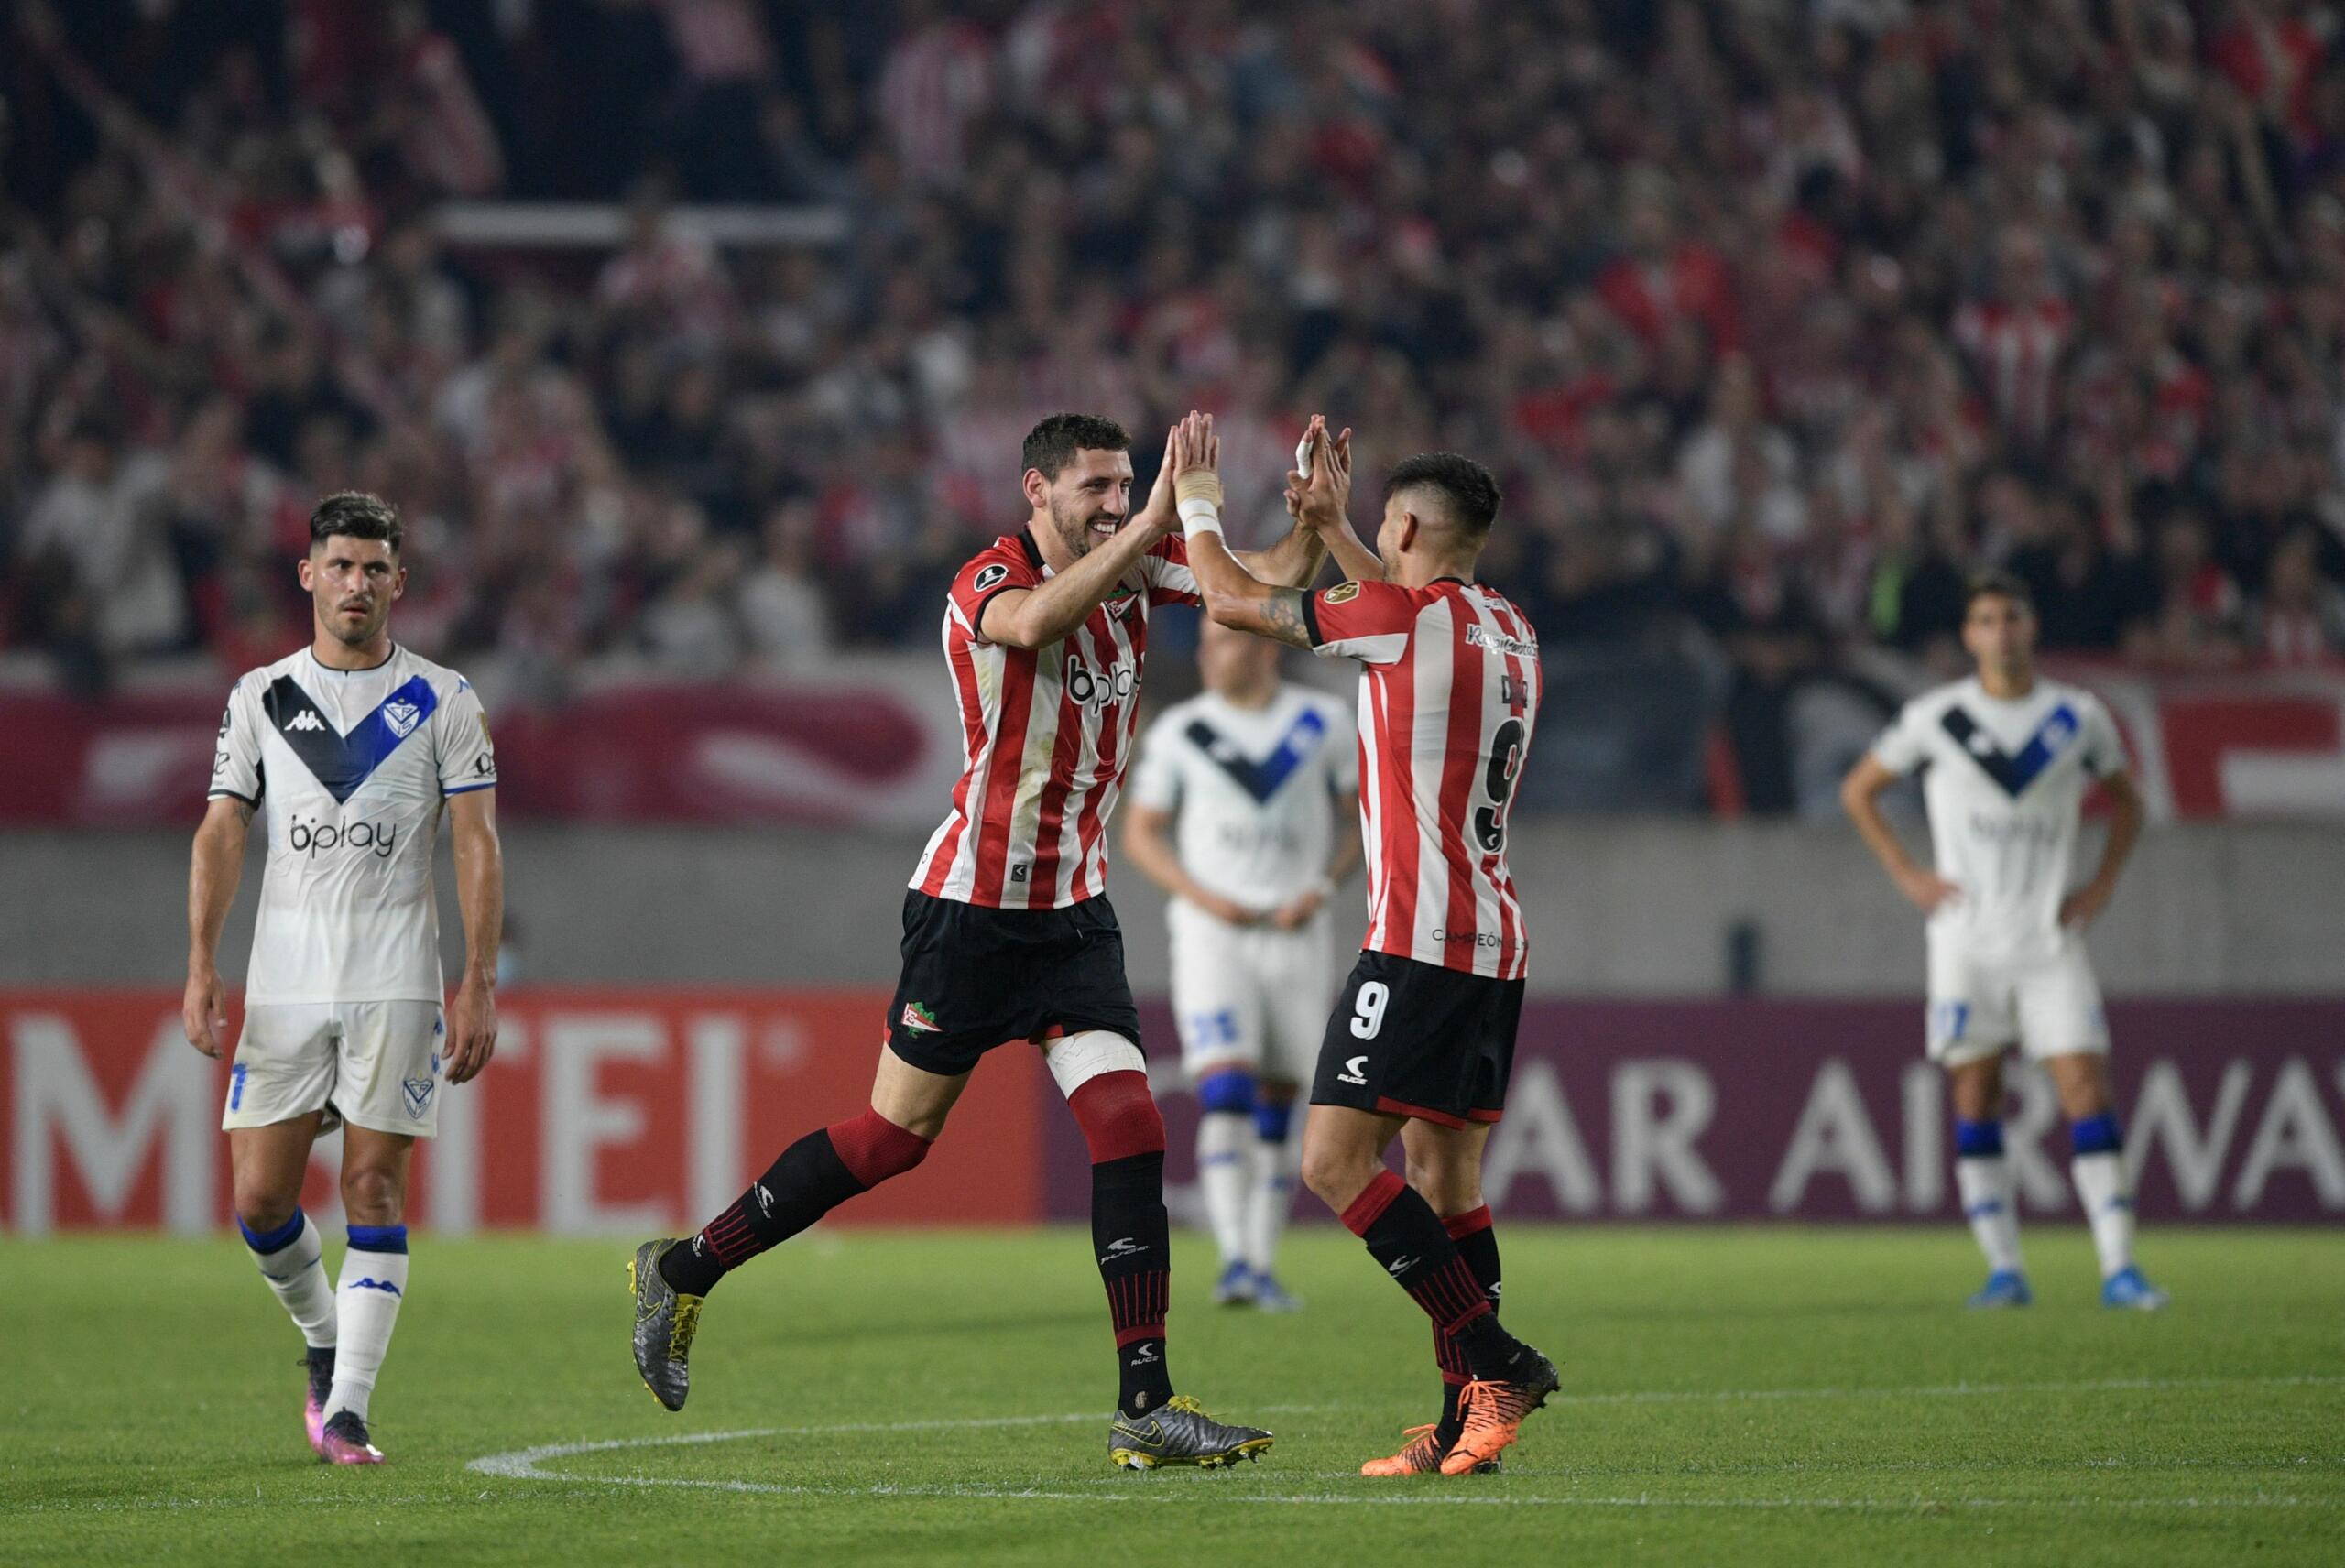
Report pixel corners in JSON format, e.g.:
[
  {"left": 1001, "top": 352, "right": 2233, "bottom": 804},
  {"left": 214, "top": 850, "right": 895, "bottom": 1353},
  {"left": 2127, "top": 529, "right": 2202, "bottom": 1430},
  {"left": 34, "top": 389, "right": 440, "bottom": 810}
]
[
  {"left": 1300, "top": 1142, "right": 1372, "bottom": 1207},
  {"left": 1407, "top": 1148, "right": 1463, "bottom": 1209},
  {"left": 828, "top": 1106, "right": 933, "bottom": 1187},
  {"left": 2051, "top": 1057, "right": 2113, "bottom": 1120},
  {"left": 233, "top": 1186, "right": 300, "bottom": 1236},
  {"left": 340, "top": 1164, "right": 406, "bottom": 1225},
  {"left": 1195, "top": 1067, "right": 1257, "bottom": 1117},
  {"left": 1068, "top": 1067, "right": 1165, "bottom": 1164},
  {"left": 1042, "top": 1029, "right": 1147, "bottom": 1101},
  {"left": 1405, "top": 1158, "right": 1479, "bottom": 1216}
]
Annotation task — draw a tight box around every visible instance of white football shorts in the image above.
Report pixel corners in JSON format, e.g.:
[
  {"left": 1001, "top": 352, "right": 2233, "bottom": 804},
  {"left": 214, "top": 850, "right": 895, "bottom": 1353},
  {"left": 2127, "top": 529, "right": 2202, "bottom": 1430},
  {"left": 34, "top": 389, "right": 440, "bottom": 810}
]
[
  {"left": 1168, "top": 898, "right": 1337, "bottom": 1084},
  {"left": 222, "top": 999, "right": 447, "bottom": 1138},
  {"left": 1925, "top": 931, "right": 2110, "bottom": 1070}
]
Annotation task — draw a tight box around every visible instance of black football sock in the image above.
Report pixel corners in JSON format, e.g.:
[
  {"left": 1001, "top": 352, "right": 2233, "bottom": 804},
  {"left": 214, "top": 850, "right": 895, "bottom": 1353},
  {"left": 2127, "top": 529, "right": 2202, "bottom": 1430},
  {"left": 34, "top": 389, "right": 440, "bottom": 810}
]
[
  {"left": 1436, "top": 1373, "right": 1469, "bottom": 1448},
  {"left": 659, "top": 1107, "right": 933, "bottom": 1297},
  {"left": 1435, "top": 1205, "right": 1502, "bottom": 1446},
  {"left": 660, "top": 1127, "right": 862, "bottom": 1297},
  {"left": 1342, "top": 1172, "right": 1529, "bottom": 1381},
  {"left": 1093, "top": 1150, "right": 1174, "bottom": 1414}
]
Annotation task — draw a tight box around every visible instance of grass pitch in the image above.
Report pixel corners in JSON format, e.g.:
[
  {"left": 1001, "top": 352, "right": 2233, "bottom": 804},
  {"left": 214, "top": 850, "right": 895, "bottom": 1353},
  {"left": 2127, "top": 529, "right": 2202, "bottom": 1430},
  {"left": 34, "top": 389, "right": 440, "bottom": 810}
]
[{"left": 3, "top": 1225, "right": 2340, "bottom": 1566}]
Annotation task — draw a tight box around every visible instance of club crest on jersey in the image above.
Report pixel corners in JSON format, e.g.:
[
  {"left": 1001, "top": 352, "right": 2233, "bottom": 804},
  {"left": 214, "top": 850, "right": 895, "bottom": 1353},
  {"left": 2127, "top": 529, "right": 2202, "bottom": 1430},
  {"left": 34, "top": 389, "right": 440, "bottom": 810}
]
[
  {"left": 1324, "top": 582, "right": 1362, "bottom": 605},
  {"left": 383, "top": 701, "right": 422, "bottom": 738},
  {"left": 900, "top": 1001, "right": 942, "bottom": 1035},
  {"left": 401, "top": 1076, "right": 435, "bottom": 1119}
]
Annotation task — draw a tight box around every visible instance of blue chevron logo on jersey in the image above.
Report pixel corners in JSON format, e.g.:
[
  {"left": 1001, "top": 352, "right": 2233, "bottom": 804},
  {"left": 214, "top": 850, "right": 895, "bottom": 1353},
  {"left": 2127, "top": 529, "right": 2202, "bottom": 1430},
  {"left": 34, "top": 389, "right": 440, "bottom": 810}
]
[
  {"left": 263, "top": 674, "right": 439, "bottom": 803},
  {"left": 1185, "top": 709, "right": 1327, "bottom": 802},
  {"left": 1939, "top": 702, "right": 2078, "bottom": 797}
]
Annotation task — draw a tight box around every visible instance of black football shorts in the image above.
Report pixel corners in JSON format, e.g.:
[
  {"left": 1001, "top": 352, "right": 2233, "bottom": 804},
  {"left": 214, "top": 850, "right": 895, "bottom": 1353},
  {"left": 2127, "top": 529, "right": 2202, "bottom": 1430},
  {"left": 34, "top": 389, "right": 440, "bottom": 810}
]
[
  {"left": 883, "top": 890, "right": 1143, "bottom": 1075},
  {"left": 1311, "top": 950, "right": 1524, "bottom": 1127}
]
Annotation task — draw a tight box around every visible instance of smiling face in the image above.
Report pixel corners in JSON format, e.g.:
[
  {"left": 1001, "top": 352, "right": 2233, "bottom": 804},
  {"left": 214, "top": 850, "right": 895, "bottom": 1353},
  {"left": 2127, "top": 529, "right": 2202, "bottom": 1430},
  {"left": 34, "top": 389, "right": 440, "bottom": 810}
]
[
  {"left": 300, "top": 535, "right": 405, "bottom": 648},
  {"left": 1029, "top": 446, "right": 1136, "bottom": 561}
]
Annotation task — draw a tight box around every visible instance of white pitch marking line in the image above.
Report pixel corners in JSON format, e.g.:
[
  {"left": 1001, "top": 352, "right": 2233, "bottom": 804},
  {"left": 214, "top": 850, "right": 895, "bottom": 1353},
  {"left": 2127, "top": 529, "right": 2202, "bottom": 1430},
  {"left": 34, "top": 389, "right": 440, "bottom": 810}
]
[
  {"left": 1548, "top": 1372, "right": 2345, "bottom": 1408},
  {"left": 466, "top": 1374, "right": 2345, "bottom": 1509}
]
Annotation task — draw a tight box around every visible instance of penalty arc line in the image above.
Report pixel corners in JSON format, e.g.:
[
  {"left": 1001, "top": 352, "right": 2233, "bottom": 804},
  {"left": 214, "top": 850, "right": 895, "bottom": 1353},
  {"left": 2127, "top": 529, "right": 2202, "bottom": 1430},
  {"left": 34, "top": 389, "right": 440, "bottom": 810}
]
[{"left": 466, "top": 1374, "right": 2345, "bottom": 1510}]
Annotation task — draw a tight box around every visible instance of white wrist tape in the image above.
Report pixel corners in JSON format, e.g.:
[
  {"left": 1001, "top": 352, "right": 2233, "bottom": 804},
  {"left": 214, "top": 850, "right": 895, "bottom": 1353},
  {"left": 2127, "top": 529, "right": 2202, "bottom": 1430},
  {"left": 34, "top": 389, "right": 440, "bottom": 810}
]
[{"left": 1178, "top": 495, "right": 1224, "bottom": 539}]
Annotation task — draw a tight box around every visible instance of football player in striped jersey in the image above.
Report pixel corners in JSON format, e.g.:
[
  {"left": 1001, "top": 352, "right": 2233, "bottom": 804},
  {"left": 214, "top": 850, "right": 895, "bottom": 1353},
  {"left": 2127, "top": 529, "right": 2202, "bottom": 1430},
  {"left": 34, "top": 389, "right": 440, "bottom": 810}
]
[
  {"left": 1178, "top": 413, "right": 1561, "bottom": 1477},
  {"left": 632, "top": 412, "right": 1328, "bottom": 1469}
]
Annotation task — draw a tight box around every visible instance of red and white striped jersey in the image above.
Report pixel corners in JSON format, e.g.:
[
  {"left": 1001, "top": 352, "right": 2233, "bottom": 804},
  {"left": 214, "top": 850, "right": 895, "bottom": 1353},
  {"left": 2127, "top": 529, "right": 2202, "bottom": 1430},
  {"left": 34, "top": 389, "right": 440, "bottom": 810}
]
[
  {"left": 1953, "top": 297, "right": 2072, "bottom": 445},
  {"left": 912, "top": 529, "right": 1200, "bottom": 909},
  {"left": 1304, "top": 578, "right": 1543, "bottom": 980}
]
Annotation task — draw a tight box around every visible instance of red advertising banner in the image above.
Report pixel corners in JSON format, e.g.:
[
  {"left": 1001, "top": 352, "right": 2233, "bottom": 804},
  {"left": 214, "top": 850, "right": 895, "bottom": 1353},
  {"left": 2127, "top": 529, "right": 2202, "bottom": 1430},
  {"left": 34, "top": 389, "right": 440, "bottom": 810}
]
[
  {"left": 0, "top": 675, "right": 962, "bottom": 830},
  {"left": 9, "top": 990, "right": 2338, "bottom": 1234},
  {"left": 0, "top": 989, "right": 1039, "bottom": 1235},
  {"left": 5, "top": 669, "right": 2340, "bottom": 825}
]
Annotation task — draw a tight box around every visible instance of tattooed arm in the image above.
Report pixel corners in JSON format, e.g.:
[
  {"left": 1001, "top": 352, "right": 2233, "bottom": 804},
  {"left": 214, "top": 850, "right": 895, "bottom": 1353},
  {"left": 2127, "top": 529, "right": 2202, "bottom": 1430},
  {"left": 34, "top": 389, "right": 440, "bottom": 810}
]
[{"left": 1187, "top": 523, "right": 1320, "bottom": 648}]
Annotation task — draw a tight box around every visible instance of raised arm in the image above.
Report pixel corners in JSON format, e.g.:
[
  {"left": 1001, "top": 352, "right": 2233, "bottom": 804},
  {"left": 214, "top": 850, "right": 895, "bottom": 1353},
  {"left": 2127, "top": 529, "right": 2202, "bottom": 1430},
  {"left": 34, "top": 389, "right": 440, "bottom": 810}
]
[
  {"left": 184, "top": 796, "right": 252, "bottom": 1059},
  {"left": 445, "top": 788, "right": 503, "bottom": 1084},
  {"left": 1284, "top": 420, "right": 1383, "bottom": 583},
  {"left": 1172, "top": 411, "right": 1336, "bottom": 648},
  {"left": 982, "top": 430, "right": 1182, "bottom": 648},
  {"left": 1232, "top": 515, "right": 1327, "bottom": 592}
]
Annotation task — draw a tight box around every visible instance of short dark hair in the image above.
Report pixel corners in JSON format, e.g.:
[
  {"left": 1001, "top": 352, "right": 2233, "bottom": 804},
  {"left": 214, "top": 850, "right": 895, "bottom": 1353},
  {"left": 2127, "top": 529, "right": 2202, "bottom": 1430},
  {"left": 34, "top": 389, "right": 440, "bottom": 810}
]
[
  {"left": 1964, "top": 569, "right": 2033, "bottom": 613},
  {"left": 1022, "top": 413, "right": 1130, "bottom": 481},
  {"left": 310, "top": 491, "right": 403, "bottom": 554},
  {"left": 1384, "top": 452, "right": 1501, "bottom": 534}
]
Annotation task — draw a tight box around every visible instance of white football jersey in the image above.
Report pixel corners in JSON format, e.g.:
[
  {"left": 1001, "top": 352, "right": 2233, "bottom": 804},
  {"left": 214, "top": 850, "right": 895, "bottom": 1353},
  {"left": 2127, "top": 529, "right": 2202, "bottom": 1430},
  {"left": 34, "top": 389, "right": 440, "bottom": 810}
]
[
  {"left": 1871, "top": 675, "right": 2126, "bottom": 962},
  {"left": 210, "top": 645, "right": 497, "bottom": 1004},
  {"left": 1127, "top": 684, "right": 1357, "bottom": 910}
]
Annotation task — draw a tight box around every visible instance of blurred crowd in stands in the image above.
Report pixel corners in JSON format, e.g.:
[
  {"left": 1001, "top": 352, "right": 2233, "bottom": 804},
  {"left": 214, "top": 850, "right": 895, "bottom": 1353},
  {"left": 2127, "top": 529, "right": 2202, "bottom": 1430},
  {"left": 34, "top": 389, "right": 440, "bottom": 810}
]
[{"left": 6, "top": 1, "right": 2345, "bottom": 810}]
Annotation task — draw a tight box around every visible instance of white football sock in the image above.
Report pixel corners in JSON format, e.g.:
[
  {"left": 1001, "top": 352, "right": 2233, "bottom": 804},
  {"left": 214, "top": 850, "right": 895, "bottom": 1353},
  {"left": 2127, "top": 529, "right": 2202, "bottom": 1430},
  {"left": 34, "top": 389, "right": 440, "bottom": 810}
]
[
  {"left": 326, "top": 1235, "right": 409, "bottom": 1424},
  {"left": 2070, "top": 1153, "right": 2135, "bottom": 1279},
  {"left": 1246, "top": 1124, "right": 1303, "bottom": 1277},
  {"left": 1196, "top": 1112, "right": 1253, "bottom": 1269},
  {"left": 244, "top": 1211, "right": 337, "bottom": 1349},
  {"left": 1956, "top": 1156, "right": 2024, "bottom": 1274}
]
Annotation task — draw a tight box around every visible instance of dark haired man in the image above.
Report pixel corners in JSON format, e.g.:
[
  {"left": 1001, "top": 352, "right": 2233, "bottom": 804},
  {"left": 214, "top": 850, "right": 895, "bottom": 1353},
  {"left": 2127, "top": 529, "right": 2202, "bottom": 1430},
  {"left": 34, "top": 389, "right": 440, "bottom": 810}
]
[
  {"left": 186, "top": 491, "right": 504, "bottom": 1465},
  {"left": 1841, "top": 572, "right": 2165, "bottom": 1311},
  {"left": 1172, "top": 414, "right": 1561, "bottom": 1478},
  {"left": 632, "top": 412, "right": 1329, "bottom": 1469}
]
